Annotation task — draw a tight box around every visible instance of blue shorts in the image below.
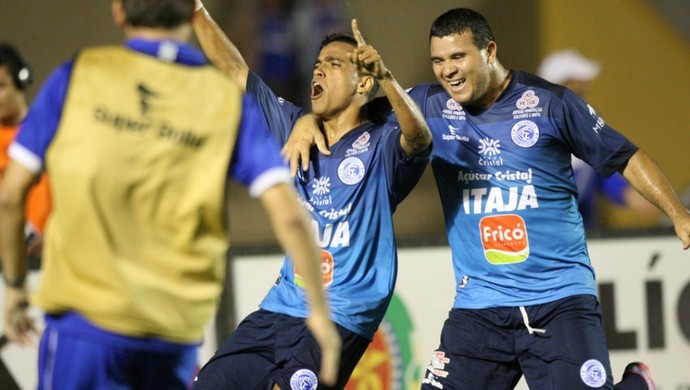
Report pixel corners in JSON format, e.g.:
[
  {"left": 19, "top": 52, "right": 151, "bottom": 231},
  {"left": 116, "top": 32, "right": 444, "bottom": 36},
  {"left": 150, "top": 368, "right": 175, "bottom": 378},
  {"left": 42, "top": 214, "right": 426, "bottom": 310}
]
[
  {"left": 38, "top": 312, "right": 198, "bottom": 390},
  {"left": 421, "top": 295, "right": 619, "bottom": 390},
  {"left": 193, "top": 309, "right": 369, "bottom": 390}
]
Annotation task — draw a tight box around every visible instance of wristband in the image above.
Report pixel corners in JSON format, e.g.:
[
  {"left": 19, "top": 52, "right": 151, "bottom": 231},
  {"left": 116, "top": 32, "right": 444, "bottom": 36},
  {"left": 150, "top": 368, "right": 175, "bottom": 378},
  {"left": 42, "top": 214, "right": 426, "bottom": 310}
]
[{"left": 3, "top": 273, "right": 26, "bottom": 289}]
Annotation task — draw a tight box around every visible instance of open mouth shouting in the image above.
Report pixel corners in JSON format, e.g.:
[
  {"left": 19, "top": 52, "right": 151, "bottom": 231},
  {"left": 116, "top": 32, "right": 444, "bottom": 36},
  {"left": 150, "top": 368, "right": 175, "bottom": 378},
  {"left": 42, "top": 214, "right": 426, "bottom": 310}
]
[{"left": 311, "top": 81, "right": 324, "bottom": 99}]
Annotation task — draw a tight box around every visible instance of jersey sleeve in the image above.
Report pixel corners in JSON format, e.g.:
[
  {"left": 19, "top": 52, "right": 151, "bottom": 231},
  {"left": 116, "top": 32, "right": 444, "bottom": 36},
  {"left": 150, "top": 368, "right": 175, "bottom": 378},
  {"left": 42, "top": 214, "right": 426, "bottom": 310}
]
[
  {"left": 555, "top": 89, "right": 638, "bottom": 177},
  {"left": 245, "top": 71, "right": 304, "bottom": 145},
  {"left": 9, "top": 61, "right": 74, "bottom": 173},
  {"left": 380, "top": 122, "right": 431, "bottom": 208},
  {"left": 230, "top": 93, "right": 291, "bottom": 198}
]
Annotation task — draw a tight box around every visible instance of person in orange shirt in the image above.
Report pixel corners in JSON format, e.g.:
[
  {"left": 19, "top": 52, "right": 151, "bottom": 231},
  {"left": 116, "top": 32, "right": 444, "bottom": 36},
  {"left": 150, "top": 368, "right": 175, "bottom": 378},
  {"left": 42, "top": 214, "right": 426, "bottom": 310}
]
[{"left": 0, "top": 43, "right": 50, "bottom": 259}]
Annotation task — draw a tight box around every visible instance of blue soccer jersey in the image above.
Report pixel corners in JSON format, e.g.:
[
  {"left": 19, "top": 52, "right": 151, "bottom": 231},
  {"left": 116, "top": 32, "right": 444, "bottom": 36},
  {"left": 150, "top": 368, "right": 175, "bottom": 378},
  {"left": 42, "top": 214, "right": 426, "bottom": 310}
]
[
  {"left": 247, "top": 72, "right": 429, "bottom": 339},
  {"left": 404, "top": 71, "right": 637, "bottom": 309}
]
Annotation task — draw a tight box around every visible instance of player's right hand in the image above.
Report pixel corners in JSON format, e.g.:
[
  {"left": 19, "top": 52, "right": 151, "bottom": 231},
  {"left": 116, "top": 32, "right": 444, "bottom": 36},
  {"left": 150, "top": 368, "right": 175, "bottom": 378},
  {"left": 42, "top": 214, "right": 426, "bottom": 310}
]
[{"left": 3, "top": 287, "right": 37, "bottom": 345}]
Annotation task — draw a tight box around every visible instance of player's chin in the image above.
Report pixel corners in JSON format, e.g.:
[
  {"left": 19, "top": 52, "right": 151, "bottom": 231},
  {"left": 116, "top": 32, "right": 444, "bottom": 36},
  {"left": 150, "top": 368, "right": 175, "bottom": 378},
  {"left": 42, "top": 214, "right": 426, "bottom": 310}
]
[{"left": 310, "top": 102, "right": 326, "bottom": 116}]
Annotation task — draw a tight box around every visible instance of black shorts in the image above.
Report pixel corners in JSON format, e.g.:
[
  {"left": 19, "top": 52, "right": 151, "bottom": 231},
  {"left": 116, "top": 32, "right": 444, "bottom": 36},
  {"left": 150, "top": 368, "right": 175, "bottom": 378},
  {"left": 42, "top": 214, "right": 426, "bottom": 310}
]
[
  {"left": 193, "top": 309, "right": 369, "bottom": 390},
  {"left": 421, "top": 295, "right": 616, "bottom": 390}
]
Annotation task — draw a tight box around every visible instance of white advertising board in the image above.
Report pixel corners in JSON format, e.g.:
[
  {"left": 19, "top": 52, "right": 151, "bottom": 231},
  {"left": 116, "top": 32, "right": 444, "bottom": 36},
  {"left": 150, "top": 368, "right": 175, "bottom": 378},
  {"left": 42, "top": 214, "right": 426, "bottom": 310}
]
[
  {"left": 2, "top": 235, "right": 689, "bottom": 389},
  {"left": 230, "top": 236, "right": 690, "bottom": 389}
]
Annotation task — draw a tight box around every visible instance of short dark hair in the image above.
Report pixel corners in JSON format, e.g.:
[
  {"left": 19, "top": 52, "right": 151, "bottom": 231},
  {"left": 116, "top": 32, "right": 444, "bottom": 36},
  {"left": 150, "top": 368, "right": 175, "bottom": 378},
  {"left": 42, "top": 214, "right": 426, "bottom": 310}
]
[
  {"left": 318, "top": 33, "right": 380, "bottom": 99},
  {"left": 121, "top": 0, "right": 194, "bottom": 29},
  {"left": 0, "top": 42, "right": 33, "bottom": 90},
  {"left": 430, "top": 8, "right": 495, "bottom": 50}
]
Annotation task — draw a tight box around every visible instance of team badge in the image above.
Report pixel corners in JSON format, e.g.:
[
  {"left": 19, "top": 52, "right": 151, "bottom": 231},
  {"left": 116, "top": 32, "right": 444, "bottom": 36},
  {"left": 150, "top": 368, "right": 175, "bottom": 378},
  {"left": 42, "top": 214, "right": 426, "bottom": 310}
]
[
  {"left": 510, "top": 120, "right": 539, "bottom": 148},
  {"left": 290, "top": 369, "right": 318, "bottom": 390},
  {"left": 580, "top": 359, "right": 607, "bottom": 388},
  {"left": 338, "top": 157, "right": 365, "bottom": 185}
]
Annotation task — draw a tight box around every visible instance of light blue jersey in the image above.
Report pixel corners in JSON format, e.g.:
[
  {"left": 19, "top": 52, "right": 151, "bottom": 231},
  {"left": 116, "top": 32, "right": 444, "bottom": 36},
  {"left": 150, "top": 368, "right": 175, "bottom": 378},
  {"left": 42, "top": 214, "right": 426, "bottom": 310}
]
[
  {"left": 247, "top": 72, "right": 429, "bottom": 339},
  {"left": 404, "top": 71, "right": 637, "bottom": 309}
]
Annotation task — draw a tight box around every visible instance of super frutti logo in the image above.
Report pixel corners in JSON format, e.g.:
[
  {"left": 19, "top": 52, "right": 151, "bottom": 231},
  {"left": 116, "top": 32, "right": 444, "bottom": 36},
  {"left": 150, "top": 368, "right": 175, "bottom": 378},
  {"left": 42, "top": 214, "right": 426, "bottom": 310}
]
[{"left": 479, "top": 214, "right": 529, "bottom": 264}]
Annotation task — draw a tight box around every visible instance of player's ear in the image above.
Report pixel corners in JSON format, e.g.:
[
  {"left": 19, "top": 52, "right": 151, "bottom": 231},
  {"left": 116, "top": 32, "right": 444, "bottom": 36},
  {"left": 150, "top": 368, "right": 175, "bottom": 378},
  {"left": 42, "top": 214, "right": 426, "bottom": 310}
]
[
  {"left": 356, "top": 75, "right": 374, "bottom": 96},
  {"left": 112, "top": 0, "right": 127, "bottom": 27},
  {"left": 486, "top": 41, "right": 498, "bottom": 64}
]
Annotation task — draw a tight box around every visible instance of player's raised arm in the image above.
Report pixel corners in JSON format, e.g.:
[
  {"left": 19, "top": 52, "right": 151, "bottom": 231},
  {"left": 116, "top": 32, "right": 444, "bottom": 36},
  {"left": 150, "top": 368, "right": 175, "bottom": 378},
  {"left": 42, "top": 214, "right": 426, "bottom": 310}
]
[
  {"left": 350, "top": 19, "right": 431, "bottom": 157},
  {"left": 192, "top": 1, "right": 250, "bottom": 89}
]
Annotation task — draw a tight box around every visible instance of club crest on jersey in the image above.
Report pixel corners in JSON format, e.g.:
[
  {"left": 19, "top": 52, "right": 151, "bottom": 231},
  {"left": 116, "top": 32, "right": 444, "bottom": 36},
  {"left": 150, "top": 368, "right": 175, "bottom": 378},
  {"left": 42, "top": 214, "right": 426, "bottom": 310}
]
[
  {"left": 338, "top": 157, "right": 365, "bottom": 185},
  {"left": 580, "top": 359, "right": 607, "bottom": 388},
  {"left": 510, "top": 120, "right": 539, "bottom": 148},
  {"left": 290, "top": 369, "right": 318, "bottom": 390},
  {"left": 346, "top": 131, "right": 371, "bottom": 156}
]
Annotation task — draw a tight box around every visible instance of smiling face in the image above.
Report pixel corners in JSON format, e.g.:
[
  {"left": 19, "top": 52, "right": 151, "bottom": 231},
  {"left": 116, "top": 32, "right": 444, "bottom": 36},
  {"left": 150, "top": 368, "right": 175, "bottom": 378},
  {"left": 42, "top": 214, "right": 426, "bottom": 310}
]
[
  {"left": 310, "top": 40, "right": 363, "bottom": 119},
  {"left": 0, "top": 65, "right": 26, "bottom": 126},
  {"left": 430, "top": 32, "right": 495, "bottom": 109}
]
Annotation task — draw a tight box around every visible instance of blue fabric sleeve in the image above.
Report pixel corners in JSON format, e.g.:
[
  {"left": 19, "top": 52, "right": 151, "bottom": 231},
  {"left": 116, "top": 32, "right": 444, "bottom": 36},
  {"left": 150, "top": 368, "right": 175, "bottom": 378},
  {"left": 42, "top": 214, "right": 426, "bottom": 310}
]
[
  {"left": 379, "top": 122, "right": 430, "bottom": 208},
  {"left": 15, "top": 61, "right": 74, "bottom": 162},
  {"left": 245, "top": 71, "right": 304, "bottom": 145},
  {"left": 230, "top": 93, "right": 288, "bottom": 187},
  {"left": 556, "top": 89, "right": 638, "bottom": 177}
]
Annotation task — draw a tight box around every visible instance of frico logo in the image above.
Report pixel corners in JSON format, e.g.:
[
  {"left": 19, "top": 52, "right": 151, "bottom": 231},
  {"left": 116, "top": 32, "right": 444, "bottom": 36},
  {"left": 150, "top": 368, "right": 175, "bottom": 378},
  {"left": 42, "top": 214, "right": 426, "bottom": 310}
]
[
  {"left": 290, "top": 369, "right": 318, "bottom": 390},
  {"left": 479, "top": 214, "right": 529, "bottom": 264},
  {"left": 510, "top": 120, "right": 539, "bottom": 148},
  {"left": 338, "top": 157, "right": 365, "bottom": 185},
  {"left": 294, "top": 250, "right": 334, "bottom": 288},
  {"left": 346, "top": 131, "right": 371, "bottom": 156},
  {"left": 580, "top": 359, "right": 607, "bottom": 388}
]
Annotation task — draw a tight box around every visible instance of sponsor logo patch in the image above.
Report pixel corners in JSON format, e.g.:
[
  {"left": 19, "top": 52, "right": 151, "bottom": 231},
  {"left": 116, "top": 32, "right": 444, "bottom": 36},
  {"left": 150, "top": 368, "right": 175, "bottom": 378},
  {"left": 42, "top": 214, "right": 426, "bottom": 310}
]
[{"left": 479, "top": 214, "right": 529, "bottom": 264}]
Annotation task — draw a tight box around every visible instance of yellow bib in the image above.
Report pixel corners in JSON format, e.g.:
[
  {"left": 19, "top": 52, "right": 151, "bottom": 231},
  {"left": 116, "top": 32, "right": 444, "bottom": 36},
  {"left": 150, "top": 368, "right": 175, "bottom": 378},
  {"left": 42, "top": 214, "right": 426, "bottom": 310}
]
[{"left": 35, "top": 46, "right": 242, "bottom": 342}]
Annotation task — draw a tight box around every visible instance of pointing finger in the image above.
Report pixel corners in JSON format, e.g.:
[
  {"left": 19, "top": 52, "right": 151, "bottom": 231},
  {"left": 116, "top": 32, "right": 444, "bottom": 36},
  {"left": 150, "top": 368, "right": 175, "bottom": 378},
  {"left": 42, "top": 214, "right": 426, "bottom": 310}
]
[{"left": 351, "top": 19, "right": 365, "bottom": 47}]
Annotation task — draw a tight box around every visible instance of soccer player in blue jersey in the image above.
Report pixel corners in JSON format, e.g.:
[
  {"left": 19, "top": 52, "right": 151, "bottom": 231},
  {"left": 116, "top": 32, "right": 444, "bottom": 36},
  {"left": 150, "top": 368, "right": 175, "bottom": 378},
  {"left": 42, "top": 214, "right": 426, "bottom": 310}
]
[
  {"left": 191, "top": 2, "right": 431, "bottom": 389},
  {"left": 0, "top": 0, "right": 340, "bottom": 388},
  {"left": 284, "top": 7, "right": 690, "bottom": 390}
]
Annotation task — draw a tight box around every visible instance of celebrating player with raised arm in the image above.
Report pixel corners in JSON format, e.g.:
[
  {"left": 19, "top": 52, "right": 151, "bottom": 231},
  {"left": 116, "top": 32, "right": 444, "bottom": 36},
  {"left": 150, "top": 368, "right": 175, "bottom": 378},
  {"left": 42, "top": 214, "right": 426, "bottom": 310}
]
[{"left": 192, "top": 3, "right": 431, "bottom": 389}]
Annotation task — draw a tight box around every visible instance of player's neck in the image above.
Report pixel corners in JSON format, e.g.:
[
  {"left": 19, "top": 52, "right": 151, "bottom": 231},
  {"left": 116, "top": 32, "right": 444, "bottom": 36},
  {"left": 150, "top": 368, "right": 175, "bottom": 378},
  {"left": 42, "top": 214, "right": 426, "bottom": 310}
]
[
  {"left": 124, "top": 25, "right": 192, "bottom": 43},
  {"left": 475, "top": 66, "right": 511, "bottom": 110},
  {"left": 320, "top": 108, "right": 368, "bottom": 146}
]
